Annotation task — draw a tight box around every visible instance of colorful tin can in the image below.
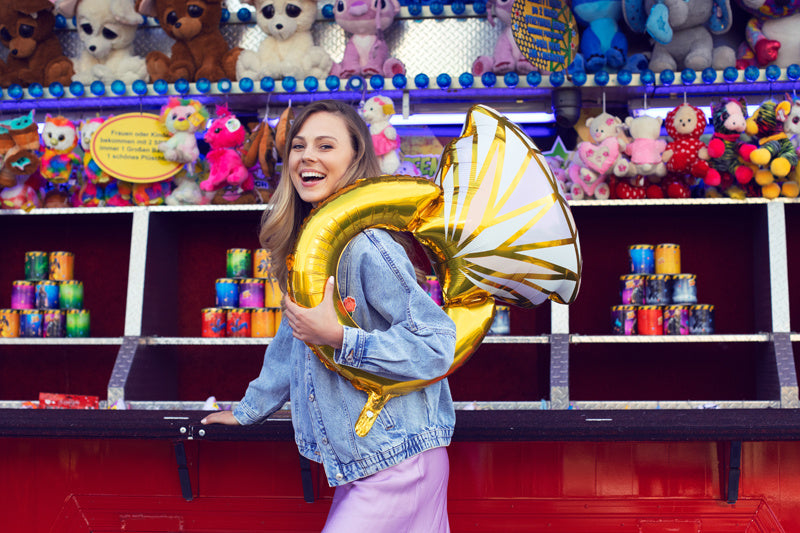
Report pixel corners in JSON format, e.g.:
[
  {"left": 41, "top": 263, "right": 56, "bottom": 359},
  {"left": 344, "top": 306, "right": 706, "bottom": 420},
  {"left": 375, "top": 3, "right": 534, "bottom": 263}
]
[
  {"left": 644, "top": 274, "right": 671, "bottom": 305},
  {"left": 672, "top": 274, "right": 698, "bottom": 305},
  {"left": 226, "top": 308, "right": 251, "bottom": 337},
  {"left": 663, "top": 305, "right": 689, "bottom": 335},
  {"left": 426, "top": 276, "right": 444, "bottom": 306},
  {"left": 637, "top": 306, "right": 662, "bottom": 335},
  {"left": 24, "top": 251, "right": 49, "bottom": 281},
  {"left": 251, "top": 308, "right": 276, "bottom": 337},
  {"left": 655, "top": 243, "right": 681, "bottom": 274},
  {"left": 227, "top": 248, "right": 253, "bottom": 278},
  {"left": 11, "top": 280, "right": 35, "bottom": 309},
  {"left": 215, "top": 278, "right": 239, "bottom": 308},
  {"left": 59, "top": 280, "right": 84, "bottom": 310},
  {"left": 620, "top": 275, "right": 646, "bottom": 305},
  {"left": 253, "top": 248, "right": 272, "bottom": 278},
  {"left": 43, "top": 310, "right": 66, "bottom": 338},
  {"left": 36, "top": 280, "right": 60, "bottom": 309},
  {"left": 49, "top": 251, "right": 74, "bottom": 281},
  {"left": 690, "top": 304, "right": 715, "bottom": 335},
  {"left": 239, "top": 279, "right": 265, "bottom": 308},
  {"left": 66, "top": 309, "right": 90, "bottom": 337},
  {"left": 201, "top": 308, "right": 226, "bottom": 338},
  {"left": 19, "top": 310, "right": 42, "bottom": 337},
  {"left": 611, "top": 305, "right": 637, "bottom": 335},
  {"left": 265, "top": 278, "right": 283, "bottom": 308},
  {"left": 273, "top": 308, "right": 283, "bottom": 331},
  {"left": 489, "top": 305, "right": 510, "bottom": 335},
  {"left": 0, "top": 309, "right": 20, "bottom": 337},
  {"left": 629, "top": 244, "right": 655, "bottom": 274}
]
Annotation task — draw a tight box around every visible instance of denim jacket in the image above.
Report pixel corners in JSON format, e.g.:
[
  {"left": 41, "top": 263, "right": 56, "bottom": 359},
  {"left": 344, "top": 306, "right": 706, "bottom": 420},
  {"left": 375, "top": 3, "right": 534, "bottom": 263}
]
[{"left": 234, "top": 228, "right": 457, "bottom": 487}]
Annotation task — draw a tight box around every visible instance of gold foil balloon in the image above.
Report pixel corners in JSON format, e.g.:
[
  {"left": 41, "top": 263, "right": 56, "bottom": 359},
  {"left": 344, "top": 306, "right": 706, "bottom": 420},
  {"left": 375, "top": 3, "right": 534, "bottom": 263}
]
[{"left": 289, "top": 104, "right": 581, "bottom": 436}]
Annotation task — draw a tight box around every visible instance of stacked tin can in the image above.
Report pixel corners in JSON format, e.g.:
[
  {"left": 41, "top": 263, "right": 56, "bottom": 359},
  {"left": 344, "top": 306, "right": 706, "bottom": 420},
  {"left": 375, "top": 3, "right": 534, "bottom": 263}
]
[
  {"left": 1, "top": 251, "right": 90, "bottom": 338},
  {"left": 612, "top": 244, "right": 714, "bottom": 335},
  {"left": 202, "top": 248, "right": 283, "bottom": 338}
]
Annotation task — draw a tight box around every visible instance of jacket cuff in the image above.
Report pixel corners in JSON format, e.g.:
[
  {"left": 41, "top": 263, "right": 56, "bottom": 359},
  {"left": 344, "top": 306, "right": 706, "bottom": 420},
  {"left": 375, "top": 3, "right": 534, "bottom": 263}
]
[
  {"left": 232, "top": 400, "right": 258, "bottom": 425},
  {"left": 336, "top": 325, "right": 364, "bottom": 368}
]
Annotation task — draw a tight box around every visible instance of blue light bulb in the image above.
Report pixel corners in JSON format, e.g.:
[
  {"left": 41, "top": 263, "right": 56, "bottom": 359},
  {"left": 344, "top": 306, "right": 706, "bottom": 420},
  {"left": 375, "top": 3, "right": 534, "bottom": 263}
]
[
  {"left": 132, "top": 80, "right": 148, "bottom": 95},
  {"left": 90, "top": 81, "right": 106, "bottom": 96},
  {"left": 69, "top": 81, "right": 85, "bottom": 97},
  {"left": 680, "top": 69, "right": 696, "bottom": 84},
  {"left": 49, "top": 82, "right": 65, "bottom": 97},
  {"left": 304, "top": 76, "right": 319, "bottom": 92},
  {"left": 369, "top": 75, "right": 384, "bottom": 90},
  {"left": 504, "top": 72, "right": 519, "bottom": 87},
  {"left": 217, "top": 78, "right": 232, "bottom": 93},
  {"left": 414, "top": 73, "right": 429, "bottom": 88},
  {"left": 526, "top": 71, "right": 541, "bottom": 86},
  {"left": 238, "top": 77, "right": 254, "bottom": 92},
  {"left": 260, "top": 77, "right": 276, "bottom": 92},
  {"left": 617, "top": 70, "right": 632, "bottom": 86},
  {"left": 28, "top": 83, "right": 44, "bottom": 98},
  {"left": 196, "top": 78, "right": 211, "bottom": 93},
  {"left": 723, "top": 67, "right": 738, "bottom": 82},
  {"left": 325, "top": 76, "right": 340, "bottom": 91},
  {"left": 458, "top": 72, "right": 474, "bottom": 88},
  {"left": 550, "top": 71, "right": 565, "bottom": 87},
  {"left": 392, "top": 74, "right": 407, "bottom": 89},
  {"left": 481, "top": 72, "right": 496, "bottom": 87},
  {"left": 153, "top": 79, "right": 168, "bottom": 94},
  {"left": 175, "top": 78, "right": 190, "bottom": 94},
  {"left": 436, "top": 73, "right": 451, "bottom": 89}
]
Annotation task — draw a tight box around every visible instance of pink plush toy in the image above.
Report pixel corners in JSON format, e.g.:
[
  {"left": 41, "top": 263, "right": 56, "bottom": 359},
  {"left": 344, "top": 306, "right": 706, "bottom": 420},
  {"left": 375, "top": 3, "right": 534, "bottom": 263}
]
[
  {"left": 472, "top": 0, "right": 536, "bottom": 75},
  {"left": 620, "top": 115, "right": 668, "bottom": 177},
  {"left": 200, "top": 105, "right": 253, "bottom": 193},
  {"left": 330, "top": 0, "right": 405, "bottom": 78},
  {"left": 566, "top": 112, "right": 631, "bottom": 199}
]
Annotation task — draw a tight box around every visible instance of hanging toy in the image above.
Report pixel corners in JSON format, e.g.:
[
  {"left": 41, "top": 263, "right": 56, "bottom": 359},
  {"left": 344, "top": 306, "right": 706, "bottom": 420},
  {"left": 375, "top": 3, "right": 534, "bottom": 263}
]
[
  {"left": 78, "top": 116, "right": 133, "bottom": 206},
  {"left": 705, "top": 98, "right": 757, "bottom": 198},
  {"left": 745, "top": 99, "right": 799, "bottom": 198},
  {"left": 361, "top": 95, "right": 401, "bottom": 175},
  {"left": 40, "top": 115, "right": 82, "bottom": 206},
  {"left": 0, "top": 126, "right": 42, "bottom": 210},
  {"left": 201, "top": 105, "right": 253, "bottom": 194}
]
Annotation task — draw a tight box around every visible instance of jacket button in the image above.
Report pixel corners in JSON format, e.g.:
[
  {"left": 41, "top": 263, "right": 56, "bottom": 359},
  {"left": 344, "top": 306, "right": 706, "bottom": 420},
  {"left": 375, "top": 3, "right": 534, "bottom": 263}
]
[
  {"left": 322, "top": 437, "right": 328, "bottom": 445},
  {"left": 309, "top": 393, "right": 315, "bottom": 402},
  {"left": 335, "top": 473, "right": 343, "bottom": 480}
]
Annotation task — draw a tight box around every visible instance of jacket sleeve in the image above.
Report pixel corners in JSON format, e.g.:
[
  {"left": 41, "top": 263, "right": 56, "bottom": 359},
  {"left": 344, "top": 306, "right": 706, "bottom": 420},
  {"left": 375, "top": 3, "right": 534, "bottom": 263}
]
[
  {"left": 232, "top": 317, "right": 293, "bottom": 425},
  {"left": 335, "top": 230, "right": 456, "bottom": 382}
]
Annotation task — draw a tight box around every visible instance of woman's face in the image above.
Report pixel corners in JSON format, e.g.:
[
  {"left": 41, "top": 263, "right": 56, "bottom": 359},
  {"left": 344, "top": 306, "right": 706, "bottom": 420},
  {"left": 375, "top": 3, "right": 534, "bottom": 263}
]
[{"left": 288, "top": 112, "right": 356, "bottom": 206}]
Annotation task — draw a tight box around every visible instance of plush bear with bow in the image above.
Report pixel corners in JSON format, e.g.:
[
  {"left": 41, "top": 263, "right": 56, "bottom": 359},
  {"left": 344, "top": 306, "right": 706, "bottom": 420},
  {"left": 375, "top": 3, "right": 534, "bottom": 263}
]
[
  {"left": 135, "top": 0, "right": 240, "bottom": 82},
  {"left": 0, "top": 0, "right": 74, "bottom": 87},
  {"left": 663, "top": 103, "right": 710, "bottom": 179},
  {"left": 330, "top": 0, "right": 405, "bottom": 78}
]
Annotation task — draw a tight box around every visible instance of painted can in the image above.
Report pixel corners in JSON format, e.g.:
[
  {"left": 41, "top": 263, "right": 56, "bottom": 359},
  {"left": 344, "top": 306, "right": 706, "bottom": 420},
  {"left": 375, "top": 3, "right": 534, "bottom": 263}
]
[
  {"left": 663, "top": 305, "right": 689, "bottom": 335},
  {"left": 201, "top": 308, "right": 226, "bottom": 338},
  {"left": 239, "top": 279, "right": 265, "bottom": 308},
  {"left": 489, "top": 305, "right": 510, "bottom": 335},
  {"left": 629, "top": 244, "right": 655, "bottom": 274},
  {"left": 644, "top": 274, "right": 671, "bottom": 305},
  {"left": 0, "top": 309, "right": 20, "bottom": 337},
  {"left": 36, "top": 280, "right": 60, "bottom": 309},
  {"left": 19, "top": 310, "right": 42, "bottom": 337},
  {"left": 11, "top": 280, "right": 35, "bottom": 309},
  {"left": 49, "top": 251, "right": 74, "bottom": 281},
  {"left": 215, "top": 278, "right": 239, "bottom": 308},
  {"left": 426, "top": 276, "right": 443, "bottom": 305},
  {"left": 611, "top": 305, "right": 637, "bottom": 335},
  {"left": 253, "top": 248, "right": 272, "bottom": 278},
  {"left": 227, "top": 248, "right": 252, "bottom": 278},
  {"left": 264, "top": 278, "right": 283, "bottom": 308},
  {"left": 655, "top": 243, "right": 681, "bottom": 274},
  {"left": 226, "top": 308, "right": 251, "bottom": 337},
  {"left": 637, "top": 306, "right": 662, "bottom": 335},
  {"left": 620, "top": 275, "right": 645, "bottom": 305},
  {"left": 24, "top": 251, "right": 49, "bottom": 281},
  {"left": 251, "top": 308, "right": 276, "bottom": 337},
  {"left": 672, "top": 274, "right": 698, "bottom": 304},
  {"left": 66, "top": 309, "right": 90, "bottom": 337},
  {"left": 273, "top": 308, "right": 283, "bottom": 332},
  {"left": 43, "top": 310, "right": 66, "bottom": 338},
  {"left": 59, "top": 280, "right": 84, "bottom": 310},
  {"left": 690, "top": 304, "right": 715, "bottom": 335}
]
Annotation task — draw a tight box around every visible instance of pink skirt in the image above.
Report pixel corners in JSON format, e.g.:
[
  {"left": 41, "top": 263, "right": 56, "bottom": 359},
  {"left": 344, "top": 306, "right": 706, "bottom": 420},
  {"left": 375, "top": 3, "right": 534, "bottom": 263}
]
[{"left": 322, "top": 447, "right": 450, "bottom": 533}]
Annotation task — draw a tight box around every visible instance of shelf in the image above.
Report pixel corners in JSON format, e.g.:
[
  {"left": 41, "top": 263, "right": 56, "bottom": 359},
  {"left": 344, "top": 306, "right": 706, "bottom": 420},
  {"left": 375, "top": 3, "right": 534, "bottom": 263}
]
[{"left": 572, "top": 334, "right": 771, "bottom": 343}]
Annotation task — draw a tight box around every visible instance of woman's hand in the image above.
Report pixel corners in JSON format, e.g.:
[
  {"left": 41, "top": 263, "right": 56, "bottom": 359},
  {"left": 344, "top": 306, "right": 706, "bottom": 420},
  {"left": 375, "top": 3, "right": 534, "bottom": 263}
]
[
  {"left": 283, "top": 276, "right": 344, "bottom": 349},
  {"left": 201, "top": 410, "right": 240, "bottom": 425}
]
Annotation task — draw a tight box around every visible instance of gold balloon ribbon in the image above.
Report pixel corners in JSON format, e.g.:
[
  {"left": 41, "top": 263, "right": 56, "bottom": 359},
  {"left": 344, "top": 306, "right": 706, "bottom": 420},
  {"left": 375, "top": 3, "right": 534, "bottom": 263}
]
[{"left": 289, "top": 105, "right": 581, "bottom": 436}]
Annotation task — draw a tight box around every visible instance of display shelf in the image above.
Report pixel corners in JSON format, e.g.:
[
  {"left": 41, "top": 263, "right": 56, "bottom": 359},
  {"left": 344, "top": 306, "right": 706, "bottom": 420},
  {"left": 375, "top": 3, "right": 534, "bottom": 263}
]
[
  {"left": 0, "top": 338, "right": 124, "bottom": 345},
  {"left": 570, "top": 334, "right": 771, "bottom": 343}
]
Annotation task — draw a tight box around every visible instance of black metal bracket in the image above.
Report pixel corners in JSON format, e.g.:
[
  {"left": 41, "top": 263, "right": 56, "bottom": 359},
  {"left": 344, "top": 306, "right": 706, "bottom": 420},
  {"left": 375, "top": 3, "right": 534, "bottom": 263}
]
[
  {"left": 725, "top": 440, "right": 742, "bottom": 504},
  {"left": 175, "top": 442, "right": 193, "bottom": 502},
  {"left": 300, "top": 455, "right": 315, "bottom": 503}
]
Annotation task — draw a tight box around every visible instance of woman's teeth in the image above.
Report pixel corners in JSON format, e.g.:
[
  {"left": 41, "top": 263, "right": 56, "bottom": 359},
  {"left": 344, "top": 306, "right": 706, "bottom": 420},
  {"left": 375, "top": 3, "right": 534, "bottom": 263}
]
[{"left": 301, "top": 172, "right": 325, "bottom": 182}]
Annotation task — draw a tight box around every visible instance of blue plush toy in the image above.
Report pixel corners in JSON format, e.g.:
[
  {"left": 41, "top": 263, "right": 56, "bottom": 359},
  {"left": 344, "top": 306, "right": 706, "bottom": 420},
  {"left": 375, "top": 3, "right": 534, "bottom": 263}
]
[{"left": 571, "top": 0, "right": 631, "bottom": 73}]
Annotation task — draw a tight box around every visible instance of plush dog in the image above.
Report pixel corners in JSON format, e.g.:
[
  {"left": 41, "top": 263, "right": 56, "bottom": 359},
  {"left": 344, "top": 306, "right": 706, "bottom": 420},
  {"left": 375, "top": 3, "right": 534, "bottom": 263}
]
[
  {"left": 135, "top": 0, "right": 240, "bottom": 82},
  {"left": 236, "top": 0, "right": 331, "bottom": 80},
  {"left": 0, "top": 0, "right": 74, "bottom": 87},
  {"left": 330, "top": 0, "right": 405, "bottom": 78},
  {"left": 55, "top": 0, "right": 147, "bottom": 85}
]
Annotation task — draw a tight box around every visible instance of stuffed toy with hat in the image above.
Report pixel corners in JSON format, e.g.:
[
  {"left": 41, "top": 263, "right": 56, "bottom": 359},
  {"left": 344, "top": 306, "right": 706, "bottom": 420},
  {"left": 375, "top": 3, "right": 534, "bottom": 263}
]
[
  {"left": 662, "top": 103, "right": 710, "bottom": 179},
  {"left": 472, "top": 0, "right": 536, "bottom": 75},
  {"left": 135, "top": 0, "right": 240, "bottom": 82},
  {"left": 54, "top": 0, "right": 147, "bottom": 85},
  {"left": 330, "top": 0, "right": 405, "bottom": 78},
  {"left": 0, "top": 0, "right": 74, "bottom": 87},
  {"left": 734, "top": 0, "right": 800, "bottom": 68}
]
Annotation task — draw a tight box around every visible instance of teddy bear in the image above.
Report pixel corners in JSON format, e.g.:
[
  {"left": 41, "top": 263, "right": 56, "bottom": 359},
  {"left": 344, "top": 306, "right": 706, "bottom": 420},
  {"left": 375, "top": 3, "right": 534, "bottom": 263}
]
[
  {"left": 745, "top": 99, "right": 799, "bottom": 198},
  {"left": 0, "top": 0, "right": 74, "bottom": 87},
  {"left": 235, "top": 0, "right": 332, "bottom": 81},
  {"left": 662, "top": 103, "right": 710, "bottom": 180},
  {"left": 135, "top": 0, "right": 240, "bottom": 82},
  {"left": 361, "top": 95, "right": 401, "bottom": 175},
  {"left": 472, "top": 0, "right": 536, "bottom": 75},
  {"left": 330, "top": 0, "right": 405, "bottom": 78},
  {"left": 157, "top": 97, "right": 209, "bottom": 174},
  {"left": 566, "top": 112, "right": 633, "bottom": 199},
  {"left": 619, "top": 114, "right": 668, "bottom": 177},
  {"left": 734, "top": 0, "right": 800, "bottom": 68},
  {"left": 704, "top": 98, "right": 757, "bottom": 195},
  {"left": 201, "top": 105, "right": 254, "bottom": 194},
  {"left": 622, "top": 0, "right": 735, "bottom": 72}
]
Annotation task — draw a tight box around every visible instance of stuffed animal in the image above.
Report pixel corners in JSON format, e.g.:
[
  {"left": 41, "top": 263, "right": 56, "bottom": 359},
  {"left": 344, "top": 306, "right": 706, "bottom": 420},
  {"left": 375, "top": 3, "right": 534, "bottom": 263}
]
[
  {"left": 201, "top": 105, "right": 254, "bottom": 193},
  {"left": 622, "top": 0, "right": 735, "bottom": 72},
  {"left": 361, "top": 95, "right": 401, "bottom": 175},
  {"left": 135, "top": 0, "right": 240, "bottom": 82},
  {"left": 76, "top": 116, "right": 133, "bottom": 207},
  {"left": 745, "top": 99, "right": 799, "bottom": 198},
  {"left": 566, "top": 112, "right": 632, "bottom": 199},
  {"left": 330, "top": 0, "right": 405, "bottom": 78},
  {"left": 165, "top": 162, "right": 207, "bottom": 205},
  {"left": 472, "top": 0, "right": 536, "bottom": 75},
  {"left": 705, "top": 98, "right": 757, "bottom": 194},
  {"left": 236, "top": 0, "right": 332, "bottom": 81},
  {"left": 0, "top": 0, "right": 74, "bottom": 87},
  {"left": 54, "top": 0, "right": 147, "bottom": 85},
  {"left": 734, "top": 0, "right": 800, "bottom": 68},
  {"left": 619, "top": 114, "right": 668, "bottom": 177},
  {"left": 242, "top": 117, "right": 278, "bottom": 191},
  {"left": 0, "top": 127, "right": 41, "bottom": 210},
  {"left": 782, "top": 96, "right": 800, "bottom": 153},
  {"left": 40, "top": 115, "right": 81, "bottom": 186},
  {"left": 662, "top": 103, "right": 710, "bottom": 179},
  {"left": 157, "top": 97, "right": 209, "bottom": 174}
]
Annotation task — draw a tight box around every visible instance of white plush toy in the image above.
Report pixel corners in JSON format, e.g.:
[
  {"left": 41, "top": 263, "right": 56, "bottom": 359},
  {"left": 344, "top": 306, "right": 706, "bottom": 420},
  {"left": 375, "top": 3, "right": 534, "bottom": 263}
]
[
  {"left": 54, "top": 0, "right": 147, "bottom": 85},
  {"left": 236, "top": 0, "right": 332, "bottom": 81},
  {"left": 361, "top": 95, "right": 401, "bottom": 175}
]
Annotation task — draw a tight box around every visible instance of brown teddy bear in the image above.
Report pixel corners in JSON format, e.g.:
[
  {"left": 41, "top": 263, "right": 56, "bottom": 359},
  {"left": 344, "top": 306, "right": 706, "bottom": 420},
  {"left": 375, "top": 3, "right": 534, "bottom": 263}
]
[
  {"left": 0, "top": 0, "right": 74, "bottom": 87},
  {"left": 135, "top": 0, "right": 240, "bottom": 82}
]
